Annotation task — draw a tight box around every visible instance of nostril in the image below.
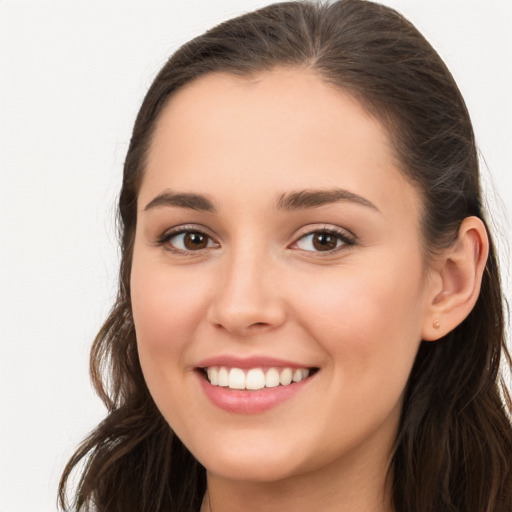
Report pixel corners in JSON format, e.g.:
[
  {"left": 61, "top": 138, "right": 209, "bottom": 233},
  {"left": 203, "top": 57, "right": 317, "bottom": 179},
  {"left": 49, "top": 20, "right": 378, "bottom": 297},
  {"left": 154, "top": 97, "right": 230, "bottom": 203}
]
[{"left": 207, "top": 296, "right": 286, "bottom": 334}]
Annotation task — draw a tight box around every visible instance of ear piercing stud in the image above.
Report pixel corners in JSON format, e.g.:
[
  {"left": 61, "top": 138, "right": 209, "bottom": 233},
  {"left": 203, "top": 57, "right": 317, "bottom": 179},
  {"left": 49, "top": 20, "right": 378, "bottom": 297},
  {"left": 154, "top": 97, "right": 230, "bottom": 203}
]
[{"left": 433, "top": 319, "right": 440, "bottom": 329}]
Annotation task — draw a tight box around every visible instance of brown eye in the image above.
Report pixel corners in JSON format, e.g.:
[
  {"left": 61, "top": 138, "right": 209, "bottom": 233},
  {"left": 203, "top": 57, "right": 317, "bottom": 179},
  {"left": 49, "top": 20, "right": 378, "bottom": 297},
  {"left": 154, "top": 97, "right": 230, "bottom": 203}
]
[
  {"left": 294, "top": 229, "right": 353, "bottom": 253},
  {"left": 312, "top": 232, "right": 338, "bottom": 251},
  {"left": 163, "top": 230, "right": 218, "bottom": 252},
  {"left": 183, "top": 232, "right": 208, "bottom": 250}
]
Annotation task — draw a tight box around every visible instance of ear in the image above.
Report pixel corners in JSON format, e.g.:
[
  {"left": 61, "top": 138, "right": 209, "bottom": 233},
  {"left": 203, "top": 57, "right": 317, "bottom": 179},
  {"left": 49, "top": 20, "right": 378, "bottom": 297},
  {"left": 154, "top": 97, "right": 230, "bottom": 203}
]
[{"left": 422, "top": 216, "right": 489, "bottom": 341}]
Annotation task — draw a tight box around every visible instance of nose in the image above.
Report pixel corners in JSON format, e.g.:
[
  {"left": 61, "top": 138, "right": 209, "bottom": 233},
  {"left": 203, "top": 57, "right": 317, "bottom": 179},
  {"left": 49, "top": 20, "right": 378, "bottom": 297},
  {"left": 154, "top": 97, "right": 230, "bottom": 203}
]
[{"left": 206, "top": 247, "right": 287, "bottom": 336}]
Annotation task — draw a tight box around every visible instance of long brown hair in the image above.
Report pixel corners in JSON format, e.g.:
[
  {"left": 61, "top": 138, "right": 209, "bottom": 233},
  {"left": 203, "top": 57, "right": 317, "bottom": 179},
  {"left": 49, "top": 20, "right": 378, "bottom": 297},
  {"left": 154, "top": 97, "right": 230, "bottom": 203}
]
[{"left": 59, "top": 1, "right": 512, "bottom": 511}]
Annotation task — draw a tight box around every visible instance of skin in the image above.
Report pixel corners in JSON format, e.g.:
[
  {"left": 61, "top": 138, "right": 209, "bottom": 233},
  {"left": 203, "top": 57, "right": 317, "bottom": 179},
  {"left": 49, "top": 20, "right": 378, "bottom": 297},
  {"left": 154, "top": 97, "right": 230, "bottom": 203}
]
[{"left": 130, "top": 68, "right": 487, "bottom": 512}]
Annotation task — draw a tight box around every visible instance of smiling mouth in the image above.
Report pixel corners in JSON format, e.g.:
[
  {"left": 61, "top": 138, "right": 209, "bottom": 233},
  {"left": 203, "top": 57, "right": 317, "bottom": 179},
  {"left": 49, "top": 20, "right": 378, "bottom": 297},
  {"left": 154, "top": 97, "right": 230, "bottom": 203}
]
[{"left": 199, "top": 366, "right": 318, "bottom": 391}]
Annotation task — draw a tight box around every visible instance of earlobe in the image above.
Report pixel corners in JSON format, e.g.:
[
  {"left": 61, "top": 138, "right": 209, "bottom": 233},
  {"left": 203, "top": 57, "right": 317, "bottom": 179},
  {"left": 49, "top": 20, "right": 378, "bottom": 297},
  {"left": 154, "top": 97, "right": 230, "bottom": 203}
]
[{"left": 422, "top": 216, "right": 489, "bottom": 341}]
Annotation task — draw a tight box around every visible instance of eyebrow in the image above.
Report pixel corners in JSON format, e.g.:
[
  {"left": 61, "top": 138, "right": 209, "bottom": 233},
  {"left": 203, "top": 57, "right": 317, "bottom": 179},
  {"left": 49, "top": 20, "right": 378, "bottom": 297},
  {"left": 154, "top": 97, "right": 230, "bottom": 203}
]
[
  {"left": 143, "top": 187, "right": 379, "bottom": 214},
  {"left": 275, "top": 188, "right": 380, "bottom": 212},
  {"left": 144, "top": 190, "right": 216, "bottom": 212}
]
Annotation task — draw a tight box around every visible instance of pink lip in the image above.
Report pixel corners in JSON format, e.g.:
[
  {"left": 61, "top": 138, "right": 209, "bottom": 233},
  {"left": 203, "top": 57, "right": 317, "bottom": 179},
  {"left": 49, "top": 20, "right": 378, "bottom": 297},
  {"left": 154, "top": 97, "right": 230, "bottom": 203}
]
[
  {"left": 196, "top": 355, "right": 312, "bottom": 370},
  {"left": 198, "top": 373, "right": 313, "bottom": 414}
]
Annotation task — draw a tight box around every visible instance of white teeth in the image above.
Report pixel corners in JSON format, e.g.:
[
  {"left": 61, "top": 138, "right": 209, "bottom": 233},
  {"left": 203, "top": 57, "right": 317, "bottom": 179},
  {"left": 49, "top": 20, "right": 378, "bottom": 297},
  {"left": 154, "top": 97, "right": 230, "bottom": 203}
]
[
  {"left": 228, "top": 368, "right": 246, "bottom": 390},
  {"left": 246, "top": 368, "right": 265, "bottom": 390},
  {"left": 265, "top": 368, "right": 280, "bottom": 388},
  {"left": 207, "top": 367, "right": 218, "bottom": 385},
  {"left": 218, "top": 367, "right": 229, "bottom": 387},
  {"left": 292, "top": 369, "right": 303, "bottom": 382},
  {"left": 279, "top": 367, "right": 293, "bottom": 386},
  {"left": 205, "top": 366, "right": 313, "bottom": 390}
]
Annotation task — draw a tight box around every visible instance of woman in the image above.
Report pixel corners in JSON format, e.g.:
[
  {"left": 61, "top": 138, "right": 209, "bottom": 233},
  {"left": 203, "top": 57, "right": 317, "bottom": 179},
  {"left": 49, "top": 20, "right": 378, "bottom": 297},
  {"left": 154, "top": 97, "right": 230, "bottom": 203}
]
[{"left": 59, "top": 1, "right": 512, "bottom": 511}]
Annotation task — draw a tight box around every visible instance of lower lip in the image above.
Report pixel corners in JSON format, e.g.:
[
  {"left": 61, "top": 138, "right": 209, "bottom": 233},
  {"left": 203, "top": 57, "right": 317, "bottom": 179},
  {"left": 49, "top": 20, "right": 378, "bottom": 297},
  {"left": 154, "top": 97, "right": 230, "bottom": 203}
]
[{"left": 198, "top": 373, "right": 313, "bottom": 414}]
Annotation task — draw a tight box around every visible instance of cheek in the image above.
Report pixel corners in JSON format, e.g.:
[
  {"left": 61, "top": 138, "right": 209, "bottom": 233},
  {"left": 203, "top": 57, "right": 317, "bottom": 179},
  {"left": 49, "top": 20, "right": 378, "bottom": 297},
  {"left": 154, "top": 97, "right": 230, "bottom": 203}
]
[
  {"left": 130, "top": 259, "right": 213, "bottom": 426},
  {"left": 131, "top": 262, "right": 210, "bottom": 355},
  {"left": 293, "top": 259, "right": 426, "bottom": 381}
]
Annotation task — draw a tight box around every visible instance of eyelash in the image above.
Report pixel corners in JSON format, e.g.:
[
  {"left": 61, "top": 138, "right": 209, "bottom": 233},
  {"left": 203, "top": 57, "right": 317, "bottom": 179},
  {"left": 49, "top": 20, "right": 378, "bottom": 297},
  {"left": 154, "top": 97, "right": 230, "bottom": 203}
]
[
  {"left": 155, "top": 225, "right": 356, "bottom": 255},
  {"left": 291, "top": 227, "right": 356, "bottom": 254},
  {"left": 155, "top": 225, "right": 218, "bottom": 256}
]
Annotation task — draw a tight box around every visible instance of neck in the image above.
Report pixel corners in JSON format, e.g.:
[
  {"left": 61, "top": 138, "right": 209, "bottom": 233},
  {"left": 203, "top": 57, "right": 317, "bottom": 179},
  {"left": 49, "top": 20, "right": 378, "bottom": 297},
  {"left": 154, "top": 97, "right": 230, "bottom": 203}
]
[{"left": 201, "top": 446, "right": 395, "bottom": 512}]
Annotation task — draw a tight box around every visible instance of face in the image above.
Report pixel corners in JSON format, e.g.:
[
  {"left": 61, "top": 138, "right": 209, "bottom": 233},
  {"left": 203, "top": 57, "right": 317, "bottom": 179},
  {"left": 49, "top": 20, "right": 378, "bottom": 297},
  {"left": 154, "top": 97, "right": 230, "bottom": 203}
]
[{"left": 131, "top": 69, "right": 435, "bottom": 484}]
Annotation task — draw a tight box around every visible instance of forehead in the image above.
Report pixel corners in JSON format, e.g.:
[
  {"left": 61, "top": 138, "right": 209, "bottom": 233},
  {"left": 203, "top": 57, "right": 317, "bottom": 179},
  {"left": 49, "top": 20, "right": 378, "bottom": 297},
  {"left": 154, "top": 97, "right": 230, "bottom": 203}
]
[
  {"left": 152, "top": 68, "right": 390, "bottom": 158},
  {"left": 142, "top": 68, "right": 419, "bottom": 222}
]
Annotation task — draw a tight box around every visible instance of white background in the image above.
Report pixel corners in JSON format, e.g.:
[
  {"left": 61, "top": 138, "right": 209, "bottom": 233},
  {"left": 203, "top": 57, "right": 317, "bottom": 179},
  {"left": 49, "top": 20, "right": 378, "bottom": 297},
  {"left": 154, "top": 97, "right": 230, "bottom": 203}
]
[{"left": 1, "top": 1, "right": 511, "bottom": 511}]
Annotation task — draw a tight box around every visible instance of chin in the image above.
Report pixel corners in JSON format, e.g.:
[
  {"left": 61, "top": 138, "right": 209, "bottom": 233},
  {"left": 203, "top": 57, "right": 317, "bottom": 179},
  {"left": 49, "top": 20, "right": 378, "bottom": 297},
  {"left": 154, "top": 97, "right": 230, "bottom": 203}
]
[
  {"left": 205, "top": 459, "right": 302, "bottom": 483},
  {"left": 195, "top": 441, "right": 308, "bottom": 483}
]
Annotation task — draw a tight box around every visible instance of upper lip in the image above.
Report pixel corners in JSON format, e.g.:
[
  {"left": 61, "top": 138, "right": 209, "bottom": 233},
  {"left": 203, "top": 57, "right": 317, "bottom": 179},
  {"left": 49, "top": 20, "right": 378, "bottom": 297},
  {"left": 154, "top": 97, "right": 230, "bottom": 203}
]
[{"left": 196, "top": 355, "right": 316, "bottom": 369}]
